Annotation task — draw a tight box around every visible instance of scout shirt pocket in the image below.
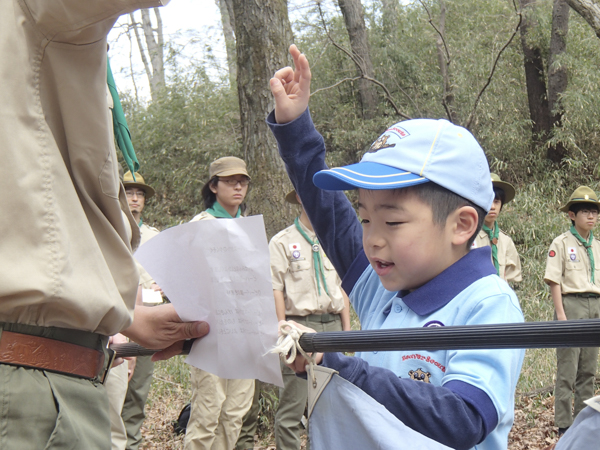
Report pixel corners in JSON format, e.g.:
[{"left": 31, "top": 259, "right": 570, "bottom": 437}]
[
  {"left": 287, "top": 259, "right": 312, "bottom": 295},
  {"left": 564, "top": 259, "right": 584, "bottom": 290}
]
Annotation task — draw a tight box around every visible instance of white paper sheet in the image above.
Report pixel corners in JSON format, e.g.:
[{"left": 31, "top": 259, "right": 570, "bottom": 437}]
[
  {"left": 135, "top": 215, "right": 283, "bottom": 386},
  {"left": 142, "top": 289, "right": 163, "bottom": 305}
]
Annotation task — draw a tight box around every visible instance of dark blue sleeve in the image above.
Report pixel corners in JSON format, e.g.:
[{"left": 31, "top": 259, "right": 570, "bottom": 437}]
[
  {"left": 323, "top": 352, "right": 498, "bottom": 450},
  {"left": 266, "top": 109, "right": 364, "bottom": 281}
]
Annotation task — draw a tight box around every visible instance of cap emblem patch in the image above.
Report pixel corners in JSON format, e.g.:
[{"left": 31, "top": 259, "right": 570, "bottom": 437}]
[{"left": 367, "top": 134, "right": 396, "bottom": 153}]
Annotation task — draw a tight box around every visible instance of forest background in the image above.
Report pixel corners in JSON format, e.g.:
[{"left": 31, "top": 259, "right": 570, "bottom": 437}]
[{"left": 110, "top": 0, "right": 600, "bottom": 447}]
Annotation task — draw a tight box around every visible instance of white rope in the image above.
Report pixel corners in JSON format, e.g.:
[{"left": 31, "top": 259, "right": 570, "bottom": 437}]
[{"left": 272, "top": 321, "right": 318, "bottom": 387}]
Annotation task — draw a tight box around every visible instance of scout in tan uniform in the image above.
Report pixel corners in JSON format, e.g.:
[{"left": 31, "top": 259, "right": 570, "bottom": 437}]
[
  {"left": 544, "top": 186, "right": 600, "bottom": 436},
  {"left": 270, "top": 191, "right": 350, "bottom": 450},
  {"left": 184, "top": 157, "right": 255, "bottom": 450},
  {"left": 473, "top": 173, "right": 522, "bottom": 283},
  {"left": 121, "top": 171, "right": 162, "bottom": 450},
  {"left": 0, "top": 2, "right": 209, "bottom": 448}
]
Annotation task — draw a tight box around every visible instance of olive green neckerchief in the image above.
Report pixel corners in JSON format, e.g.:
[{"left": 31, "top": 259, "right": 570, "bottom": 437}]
[
  {"left": 482, "top": 222, "right": 500, "bottom": 276},
  {"left": 570, "top": 225, "right": 595, "bottom": 284},
  {"left": 294, "top": 217, "right": 329, "bottom": 296},
  {"left": 107, "top": 58, "right": 139, "bottom": 177},
  {"left": 206, "top": 201, "right": 241, "bottom": 219}
]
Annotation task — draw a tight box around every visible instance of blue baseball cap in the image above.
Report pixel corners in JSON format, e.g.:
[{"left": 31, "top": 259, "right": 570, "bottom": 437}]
[{"left": 313, "top": 118, "right": 494, "bottom": 211}]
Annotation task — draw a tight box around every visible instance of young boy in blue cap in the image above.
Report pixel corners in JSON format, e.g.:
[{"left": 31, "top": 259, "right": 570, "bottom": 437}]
[{"left": 267, "top": 45, "right": 524, "bottom": 450}]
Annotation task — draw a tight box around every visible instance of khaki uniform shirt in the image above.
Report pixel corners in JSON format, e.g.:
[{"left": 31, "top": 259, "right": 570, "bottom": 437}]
[
  {"left": 137, "top": 223, "right": 160, "bottom": 289},
  {"left": 473, "top": 229, "right": 522, "bottom": 283},
  {"left": 544, "top": 230, "right": 600, "bottom": 295},
  {"left": 0, "top": 0, "right": 166, "bottom": 335},
  {"left": 269, "top": 221, "right": 345, "bottom": 316},
  {"left": 190, "top": 211, "right": 216, "bottom": 222}
]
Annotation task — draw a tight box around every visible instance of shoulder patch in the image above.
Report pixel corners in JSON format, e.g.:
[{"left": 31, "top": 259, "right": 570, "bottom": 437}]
[{"left": 549, "top": 250, "right": 556, "bottom": 257}]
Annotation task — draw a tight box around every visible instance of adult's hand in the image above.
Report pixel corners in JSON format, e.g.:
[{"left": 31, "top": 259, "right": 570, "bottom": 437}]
[
  {"left": 271, "top": 44, "right": 312, "bottom": 124},
  {"left": 122, "top": 303, "right": 209, "bottom": 361}
]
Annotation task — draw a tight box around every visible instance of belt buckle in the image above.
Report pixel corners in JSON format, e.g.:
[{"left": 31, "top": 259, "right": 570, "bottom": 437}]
[{"left": 100, "top": 348, "right": 116, "bottom": 384}]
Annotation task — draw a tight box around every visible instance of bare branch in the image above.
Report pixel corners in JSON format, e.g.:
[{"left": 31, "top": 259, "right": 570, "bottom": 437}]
[
  {"left": 316, "top": 3, "right": 412, "bottom": 120},
  {"left": 465, "top": 10, "right": 523, "bottom": 128},
  {"left": 418, "top": 0, "right": 451, "bottom": 63},
  {"left": 311, "top": 76, "right": 362, "bottom": 95}
]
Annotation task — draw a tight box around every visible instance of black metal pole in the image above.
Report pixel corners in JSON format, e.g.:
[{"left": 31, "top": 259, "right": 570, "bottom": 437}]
[
  {"left": 297, "top": 319, "right": 600, "bottom": 353},
  {"left": 110, "top": 320, "right": 600, "bottom": 357}
]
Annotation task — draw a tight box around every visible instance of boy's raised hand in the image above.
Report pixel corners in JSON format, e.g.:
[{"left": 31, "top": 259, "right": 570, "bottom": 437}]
[{"left": 270, "top": 44, "right": 311, "bottom": 124}]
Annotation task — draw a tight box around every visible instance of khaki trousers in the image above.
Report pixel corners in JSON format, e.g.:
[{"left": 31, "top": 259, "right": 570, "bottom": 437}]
[
  {"left": 106, "top": 362, "right": 129, "bottom": 450},
  {"left": 275, "top": 314, "right": 342, "bottom": 450},
  {"left": 184, "top": 369, "right": 254, "bottom": 450},
  {"left": 0, "top": 364, "right": 111, "bottom": 450},
  {"left": 235, "top": 380, "right": 262, "bottom": 450},
  {"left": 554, "top": 295, "right": 600, "bottom": 428},
  {"left": 121, "top": 355, "right": 154, "bottom": 450}
]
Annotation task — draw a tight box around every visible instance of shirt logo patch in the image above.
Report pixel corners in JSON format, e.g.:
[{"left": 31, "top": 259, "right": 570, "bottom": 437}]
[
  {"left": 408, "top": 368, "right": 431, "bottom": 383},
  {"left": 569, "top": 247, "right": 577, "bottom": 255},
  {"left": 471, "top": 241, "right": 477, "bottom": 249},
  {"left": 289, "top": 243, "right": 301, "bottom": 252},
  {"left": 549, "top": 250, "right": 556, "bottom": 257},
  {"left": 570, "top": 253, "right": 577, "bottom": 261},
  {"left": 424, "top": 320, "right": 444, "bottom": 328},
  {"left": 292, "top": 250, "right": 301, "bottom": 259}
]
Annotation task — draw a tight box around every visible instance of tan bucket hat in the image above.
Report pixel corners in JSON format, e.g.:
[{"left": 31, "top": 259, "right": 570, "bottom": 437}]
[
  {"left": 490, "top": 173, "right": 515, "bottom": 204},
  {"left": 123, "top": 171, "right": 155, "bottom": 199},
  {"left": 560, "top": 186, "right": 600, "bottom": 212},
  {"left": 209, "top": 157, "right": 250, "bottom": 179},
  {"left": 285, "top": 190, "right": 300, "bottom": 205}
]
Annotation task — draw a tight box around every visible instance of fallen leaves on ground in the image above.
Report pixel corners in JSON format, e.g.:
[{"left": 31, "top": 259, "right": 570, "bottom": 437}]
[{"left": 141, "top": 389, "right": 561, "bottom": 450}]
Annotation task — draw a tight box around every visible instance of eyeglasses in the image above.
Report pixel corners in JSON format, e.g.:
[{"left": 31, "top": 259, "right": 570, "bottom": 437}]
[
  {"left": 579, "top": 209, "right": 599, "bottom": 217},
  {"left": 125, "top": 190, "right": 146, "bottom": 198},
  {"left": 218, "top": 178, "right": 250, "bottom": 187}
]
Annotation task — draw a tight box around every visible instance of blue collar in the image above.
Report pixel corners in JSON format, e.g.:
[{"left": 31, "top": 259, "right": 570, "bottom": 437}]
[{"left": 400, "top": 247, "right": 496, "bottom": 316}]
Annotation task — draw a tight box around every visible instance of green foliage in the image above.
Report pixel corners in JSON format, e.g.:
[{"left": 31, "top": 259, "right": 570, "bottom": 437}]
[{"left": 122, "top": 64, "right": 241, "bottom": 229}]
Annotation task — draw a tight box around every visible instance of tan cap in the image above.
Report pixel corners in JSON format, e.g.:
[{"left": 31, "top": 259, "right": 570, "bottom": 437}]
[
  {"left": 560, "top": 186, "right": 600, "bottom": 212},
  {"left": 490, "top": 173, "right": 515, "bottom": 204},
  {"left": 285, "top": 190, "right": 300, "bottom": 205},
  {"left": 123, "top": 171, "right": 155, "bottom": 199},
  {"left": 209, "top": 157, "right": 250, "bottom": 179}
]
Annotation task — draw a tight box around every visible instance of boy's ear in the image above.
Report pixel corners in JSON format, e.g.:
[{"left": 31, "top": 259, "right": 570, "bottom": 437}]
[
  {"left": 568, "top": 210, "right": 576, "bottom": 221},
  {"left": 451, "top": 206, "right": 479, "bottom": 246}
]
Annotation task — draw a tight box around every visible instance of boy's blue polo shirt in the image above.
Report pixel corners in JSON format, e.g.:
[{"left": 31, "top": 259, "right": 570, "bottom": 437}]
[{"left": 339, "top": 247, "right": 524, "bottom": 450}]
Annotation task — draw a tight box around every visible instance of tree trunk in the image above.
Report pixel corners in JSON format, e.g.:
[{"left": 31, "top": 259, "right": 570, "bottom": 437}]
[
  {"left": 519, "top": 0, "right": 552, "bottom": 148},
  {"left": 546, "top": 0, "right": 570, "bottom": 163},
  {"left": 216, "top": 0, "right": 237, "bottom": 86},
  {"left": 130, "top": 8, "right": 165, "bottom": 101},
  {"left": 567, "top": 0, "right": 600, "bottom": 38},
  {"left": 337, "top": 0, "right": 379, "bottom": 119},
  {"left": 381, "top": 0, "right": 399, "bottom": 34},
  {"left": 231, "top": 0, "right": 296, "bottom": 238},
  {"left": 435, "top": 0, "right": 458, "bottom": 123}
]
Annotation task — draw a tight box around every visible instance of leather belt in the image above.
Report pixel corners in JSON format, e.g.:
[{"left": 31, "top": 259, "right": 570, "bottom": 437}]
[
  {"left": 0, "top": 330, "right": 108, "bottom": 381},
  {"left": 568, "top": 293, "right": 600, "bottom": 298},
  {"left": 287, "top": 313, "right": 340, "bottom": 323}
]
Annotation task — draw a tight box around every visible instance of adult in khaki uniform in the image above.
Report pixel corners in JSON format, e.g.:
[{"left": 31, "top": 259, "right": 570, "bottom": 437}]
[
  {"left": 544, "top": 186, "right": 600, "bottom": 435},
  {"left": 270, "top": 191, "right": 351, "bottom": 450},
  {"left": 184, "top": 157, "right": 255, "bottom": 450},
  {"left": 121, "top": 171, "right": 161, "bottom": 450},
  {"left": 0, "top": 2, "right": 209, "bottom": 448},
  {"left": 472, "top": 173, "right": 522, "bottom": 283}
]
